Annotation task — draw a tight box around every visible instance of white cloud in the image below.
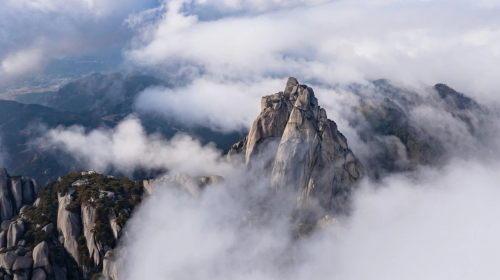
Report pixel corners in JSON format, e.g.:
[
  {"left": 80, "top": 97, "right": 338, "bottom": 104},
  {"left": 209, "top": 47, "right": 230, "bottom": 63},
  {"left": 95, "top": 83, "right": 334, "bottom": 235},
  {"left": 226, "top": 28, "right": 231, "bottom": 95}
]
[
  {"left": 135, "top": 77, "right": 284, "bottom": 131},
  {"left": 35, "top": 117, "right": 233, "bottom": 176},
  {"left": 125, "top": 0, "right": 500, "bottom": 105},
  {"left": 1, "top": 47, "right": 45, "bottom": 77},
  {"left": 0, "top": 0, "right": 157, "bottom": 85},
  {"left": 117, "top": 156, "right": 500, "bottom": 280}
]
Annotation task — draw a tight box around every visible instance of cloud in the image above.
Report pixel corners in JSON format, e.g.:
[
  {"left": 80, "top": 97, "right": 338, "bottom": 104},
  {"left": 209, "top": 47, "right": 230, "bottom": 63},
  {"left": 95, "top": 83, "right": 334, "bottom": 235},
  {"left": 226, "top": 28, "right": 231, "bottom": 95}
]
[
  {"left": 35, "top": 116, "right": 233, "bottom": 176},
  {"left": 0, "top": 0, "right": 157, "bottom": 85},
  {"left": 125, "top": 0, "right": 500, "bottom": 105},
  {"left": 115, "top": 154, "right": 500, "bottom": 280},
  {"left": 135, "top": 77, "right": 284, "bottom": 132}
]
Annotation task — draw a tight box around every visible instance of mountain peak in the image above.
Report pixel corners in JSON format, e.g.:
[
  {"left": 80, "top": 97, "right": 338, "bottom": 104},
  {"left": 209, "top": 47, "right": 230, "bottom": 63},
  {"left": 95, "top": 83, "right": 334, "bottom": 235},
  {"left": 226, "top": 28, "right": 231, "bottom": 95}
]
[{"left": 229, "top": 78, "right": 364, "bottom": 218}]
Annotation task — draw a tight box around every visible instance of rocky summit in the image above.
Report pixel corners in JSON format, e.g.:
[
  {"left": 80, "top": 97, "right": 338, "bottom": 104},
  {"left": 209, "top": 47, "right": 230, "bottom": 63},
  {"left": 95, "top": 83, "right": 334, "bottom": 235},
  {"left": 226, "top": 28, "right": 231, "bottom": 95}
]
[{"left": 229, "top": 77, "right": 364, "bottom": 216}]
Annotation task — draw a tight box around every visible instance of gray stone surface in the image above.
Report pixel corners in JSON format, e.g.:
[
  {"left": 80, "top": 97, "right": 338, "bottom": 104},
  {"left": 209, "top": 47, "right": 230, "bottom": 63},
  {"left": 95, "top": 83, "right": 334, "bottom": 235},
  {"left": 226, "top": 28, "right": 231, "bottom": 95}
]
[
  {"left": 12, "top": 254, "right": 33, "bottom": 270},
  {"left": 0, "top": 251, "right": 17, "bottom": 270},
  {"left": 7, "top": 220, "right": 24, "bottom": 248},
  {"left": 81, "top": 205, "right": 101, "bottom": 266},
  {"left": 9, "top": 178, "right": 23, "bottom": 212},
  {"left": 0, "top": 168, "right": 14, "bottom": 223},
  {"left": 33, "top": 242, "right": 50, "bottom": 268},
  {"left": 57, "top": 193, "right": 81, "bottom": 265}
]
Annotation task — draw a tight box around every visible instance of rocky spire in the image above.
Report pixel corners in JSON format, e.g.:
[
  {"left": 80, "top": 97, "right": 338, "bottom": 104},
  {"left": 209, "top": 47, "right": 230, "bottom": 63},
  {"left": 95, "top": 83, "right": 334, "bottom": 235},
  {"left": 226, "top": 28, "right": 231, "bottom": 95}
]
[{"left": 229, "top": 77, "right": 364, "bottom": 216}]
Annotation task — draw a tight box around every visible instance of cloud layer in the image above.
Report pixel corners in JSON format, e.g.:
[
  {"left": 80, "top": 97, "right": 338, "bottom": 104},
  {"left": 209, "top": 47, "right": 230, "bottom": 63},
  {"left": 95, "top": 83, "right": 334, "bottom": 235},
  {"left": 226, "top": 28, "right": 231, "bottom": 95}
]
[
  {"left": 126, "top": 0, "right": 500, "bottom": 104},
  {"left": 116, "top": 156, "right": 500, "bottom": 280},
  {"left": 0, "top": 0, "right": 156, "bottom": 85},
  {"left": 36, "top": 117, "right": 232, "bottom": 176}
]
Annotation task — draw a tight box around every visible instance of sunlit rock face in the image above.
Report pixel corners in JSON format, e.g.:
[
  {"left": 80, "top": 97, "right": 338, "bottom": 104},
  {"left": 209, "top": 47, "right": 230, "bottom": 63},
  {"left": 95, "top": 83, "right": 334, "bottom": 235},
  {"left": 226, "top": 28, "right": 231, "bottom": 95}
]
[{"left": 229, "top": 77, "right": 364, "bottom": 217}]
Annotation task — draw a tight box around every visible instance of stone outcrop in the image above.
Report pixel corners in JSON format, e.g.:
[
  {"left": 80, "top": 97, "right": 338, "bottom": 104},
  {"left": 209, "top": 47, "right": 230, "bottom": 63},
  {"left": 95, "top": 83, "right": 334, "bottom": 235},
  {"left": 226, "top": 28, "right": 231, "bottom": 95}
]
[
  {"left": 57, "top": 193, "right": 81, "bottom": 265},
  {"left": 7, "top": 220, "right": 25, "bottom": 247},
  {"left": 108, "top": 212, "right": 121, "bottom": 240},
  {"left": 81, "top": 205, "right": 101, "bottom": 267},
  {"left": 0, "top": 168, "right": 40, "bottom": 224},
  {"left": 0, "top": 168, "right": 14, "bottom": 223},
  {"left": 0, "top": 169, "right": 142, "bottom": 279},
  {"left": 229, "top": 77, "right": 364, "bottom": 216},
  {"left": 12, "top": 253, "right": 33, "bottom": 270},
  {"left": 33, "top": 242, "right": 50, "bottom": 268},
  {"left": 143, "top": 173, "right": 224, "bottom": 197},
  {"left": 102, "top": 250, "right": 121, "bottom": 280},
  {"left": 0, "top": 251, "right": 16, "bottom": 270}
]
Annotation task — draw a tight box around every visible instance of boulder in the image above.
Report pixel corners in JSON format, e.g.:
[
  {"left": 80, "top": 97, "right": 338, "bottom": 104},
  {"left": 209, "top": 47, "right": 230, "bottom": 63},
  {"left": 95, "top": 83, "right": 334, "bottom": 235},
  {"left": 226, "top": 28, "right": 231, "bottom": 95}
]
[
  {"left": 0, "top": 251, "right": 17, "bottom": 270},
  {"left": 57, "top": 193, "right": 81, "bottom": 265},
  {"left": 33, "top": 242, "right": 50, "bottom": 268},
  {"left": 41, "top": 224, "right": 53, "bottom": 235},
  {"left": 31, "top": 268, "right": 46, "bottom": 280},
  {"left": 12, "top": 254, "right": 33, "bottom": 270},
  {"left": 7, "top": 220, "right": 24, "bottom": 247}
]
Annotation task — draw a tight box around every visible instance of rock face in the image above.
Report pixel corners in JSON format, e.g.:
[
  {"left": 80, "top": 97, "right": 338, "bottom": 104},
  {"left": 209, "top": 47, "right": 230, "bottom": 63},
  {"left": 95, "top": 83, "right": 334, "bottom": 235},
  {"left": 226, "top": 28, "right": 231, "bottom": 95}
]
[
  {"left": 33, "top": 242, "right": 50, "bottom": 268},
  {"left": 229, "top": 78, "right": 364, "bottom": 216},
  {"left": 57, "top": 193, "right": 81, "bottom": 265},
  {"left": 0, "top": 251, "right": 17, "bottom": 270},
  {"left": 0, "top": 168, "right": 40, "bottom": 224},
  {"left": 143, "top": 173, "right": 225, "bottom": 197},
  {"left": 102, "top": 250, "right": 121, "bottom": 280},
  {"left": 81, "top": 205, "right": 101, "bottom": 267},
  {"left": 0, "top": 168, "right": 14, "bottom": 223},
  {"left": 7, "top": 220, "right": 25, "bottom": 247},
  {"left": 12, "top": 253, "right": 33, "bottom": 270}
]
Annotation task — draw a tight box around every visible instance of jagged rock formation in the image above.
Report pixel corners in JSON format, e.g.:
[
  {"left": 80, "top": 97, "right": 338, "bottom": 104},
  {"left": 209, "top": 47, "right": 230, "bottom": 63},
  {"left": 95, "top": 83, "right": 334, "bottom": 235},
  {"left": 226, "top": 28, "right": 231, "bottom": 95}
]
[
  {"left": 229, "top": 77, "right": 364, "bottom": 216},
  {"left": 0, "top": 168, "right": 40, "bottom": 224},
  {"left": 57, "top": 193, "right": 82, "bottom": 266},
  {"left": 0, "top": 170, "right": 144, "bottom": 280}
]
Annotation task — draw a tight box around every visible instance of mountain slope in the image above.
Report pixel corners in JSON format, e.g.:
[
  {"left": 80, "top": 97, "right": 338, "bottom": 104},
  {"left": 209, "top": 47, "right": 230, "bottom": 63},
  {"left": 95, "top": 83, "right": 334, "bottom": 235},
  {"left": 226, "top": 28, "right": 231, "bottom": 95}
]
[{"left": 0, "top": 100, "right": 110, "bottom": 185}]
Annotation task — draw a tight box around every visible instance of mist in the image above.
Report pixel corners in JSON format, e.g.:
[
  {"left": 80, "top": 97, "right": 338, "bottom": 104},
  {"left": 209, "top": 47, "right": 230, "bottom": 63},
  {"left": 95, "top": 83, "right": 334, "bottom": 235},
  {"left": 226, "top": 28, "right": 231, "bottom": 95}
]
[
  {"left": 111, "top": 154, "right": 500, "bottom": 280},
  {"left": 35, "top": 117, "right": 232, "bottom": 177}
]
